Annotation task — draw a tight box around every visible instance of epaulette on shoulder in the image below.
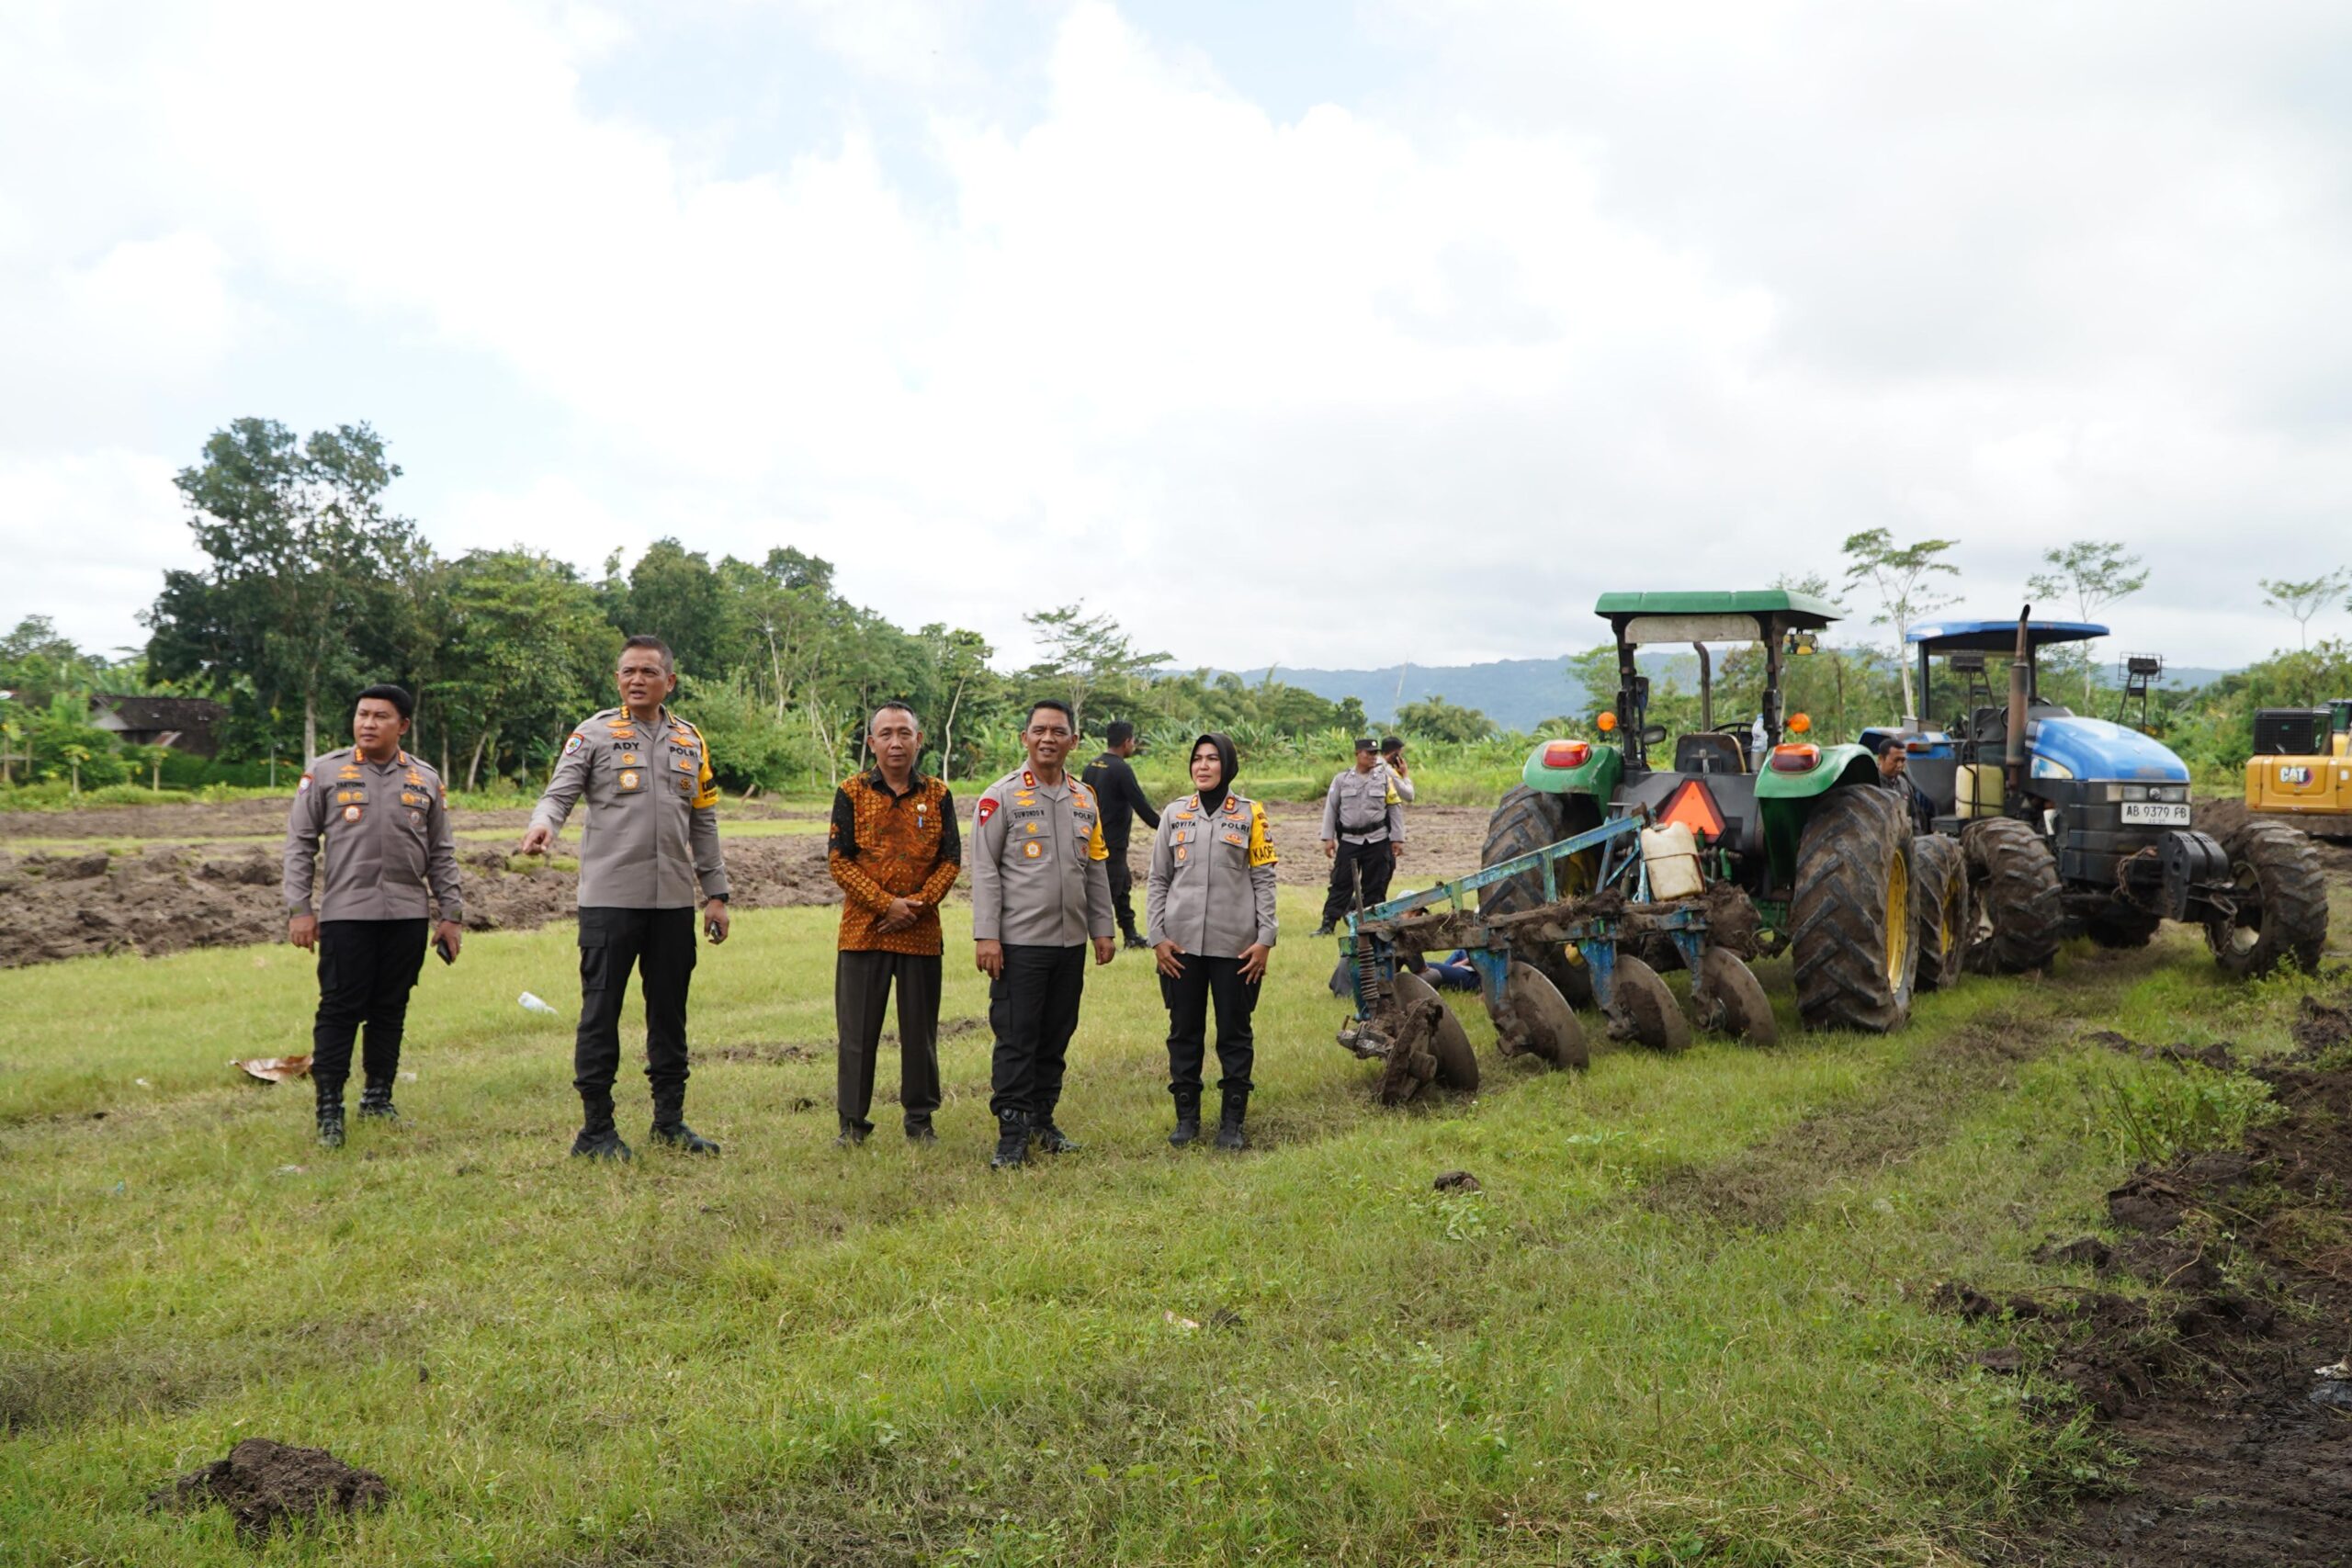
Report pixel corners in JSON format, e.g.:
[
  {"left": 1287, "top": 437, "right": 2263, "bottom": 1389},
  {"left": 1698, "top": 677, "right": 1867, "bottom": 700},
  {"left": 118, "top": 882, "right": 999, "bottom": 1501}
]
[{"left": 670, "top": 715, "right": 701, "bottom": 736}]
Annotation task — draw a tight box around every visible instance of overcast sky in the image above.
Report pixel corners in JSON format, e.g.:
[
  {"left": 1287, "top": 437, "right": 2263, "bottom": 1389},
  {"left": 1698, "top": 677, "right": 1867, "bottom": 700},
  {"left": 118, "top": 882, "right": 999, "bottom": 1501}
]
[{"left": 7, "top": 0, "right": 2351, "bottom": 673}]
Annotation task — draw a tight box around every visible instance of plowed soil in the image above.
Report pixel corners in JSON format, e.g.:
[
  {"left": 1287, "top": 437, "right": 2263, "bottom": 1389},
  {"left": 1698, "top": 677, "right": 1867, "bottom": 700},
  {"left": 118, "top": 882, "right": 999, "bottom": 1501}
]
[
  {"left": 0, "top": 798, "right": 1491, "bottom": 969},
  {"left": 1948, "top": 998, "right": 2352, "bottom": 1567}
]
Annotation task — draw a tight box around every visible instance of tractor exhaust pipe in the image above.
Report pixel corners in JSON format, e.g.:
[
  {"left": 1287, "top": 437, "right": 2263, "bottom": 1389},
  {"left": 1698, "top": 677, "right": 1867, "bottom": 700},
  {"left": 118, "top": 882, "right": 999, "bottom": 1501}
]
[{"left": 2006, "top": 604, "right": 2031, "bottom": 798}]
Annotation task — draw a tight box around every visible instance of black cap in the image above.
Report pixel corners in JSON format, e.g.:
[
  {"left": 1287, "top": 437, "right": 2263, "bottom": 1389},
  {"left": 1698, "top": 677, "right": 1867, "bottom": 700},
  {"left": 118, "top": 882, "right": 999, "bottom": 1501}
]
[{"left": 1354, "top": 737, "right": 1377, "bottom": 753}]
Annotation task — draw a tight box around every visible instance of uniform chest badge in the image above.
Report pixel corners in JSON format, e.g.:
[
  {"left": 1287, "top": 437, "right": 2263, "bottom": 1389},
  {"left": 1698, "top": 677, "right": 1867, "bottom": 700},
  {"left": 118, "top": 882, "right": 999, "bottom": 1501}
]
[
  {"left": 621, "top": 752, "right": 639, "bottom": 765},
  {"left": 620, "top": 770, "right": 640, "bottom": 790},
  {"left": 342, "top": 804, "right": 362, "bottom": 823},
  {"left": 1022, "top": 840, "right": 1043, "bottom": 859},
  {"left": 1175, "top": 845, "right": 1188, "bottom": 862}
]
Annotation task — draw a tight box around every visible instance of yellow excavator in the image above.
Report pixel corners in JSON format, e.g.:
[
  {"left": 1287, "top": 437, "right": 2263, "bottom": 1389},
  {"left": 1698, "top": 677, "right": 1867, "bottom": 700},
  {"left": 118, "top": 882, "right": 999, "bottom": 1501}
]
[{"left": 2245, "top": 698, "right": 2352, "bottom": 837}]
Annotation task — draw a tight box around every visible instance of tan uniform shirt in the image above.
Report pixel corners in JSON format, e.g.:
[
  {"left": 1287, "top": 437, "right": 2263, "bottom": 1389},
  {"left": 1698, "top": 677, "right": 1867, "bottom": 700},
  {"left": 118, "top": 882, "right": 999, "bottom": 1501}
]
[
  {"left": 1321, "top": 767, "right": 1405, "bottom": 845},
  {"left": 1145, "top": 792, "right": 1279, "bottom": 957},
  {"left": 282, "top": 748, "right": 464, "bottom": 922},
  {"left": 528, "top": 706, "right": 729, "bottom": 909},
  {"left": 968, "top": 765, "right": 1114, "bottom": 946}
]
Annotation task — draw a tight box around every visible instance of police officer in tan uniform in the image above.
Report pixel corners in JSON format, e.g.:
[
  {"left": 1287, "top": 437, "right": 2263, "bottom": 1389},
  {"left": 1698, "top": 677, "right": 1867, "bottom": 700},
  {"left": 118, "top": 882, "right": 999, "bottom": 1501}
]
[
  {"left": 283, "top": 683, "right": 465, "bottom": 1148},
  {"left": 1146, "top": 731, "right": 1277, "bottom": 1150},
  {"left": 969, "top": 697, "right": 1115, "bottom": 1168},
  {"left": 522, "top": 635, "right": 730, "bottom": 1161}
]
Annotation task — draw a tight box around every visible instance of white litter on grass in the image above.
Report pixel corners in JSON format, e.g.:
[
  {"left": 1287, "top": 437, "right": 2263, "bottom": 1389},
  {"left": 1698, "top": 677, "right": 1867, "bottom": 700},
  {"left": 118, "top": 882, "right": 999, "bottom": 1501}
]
[
  {"left": 519, "top": 992, "right": 560, "bottom": 1017},
  {"left": 1163, "top": 1312, "right": 1200, "bottom": 1332},
  {"left": 275, "top": 1165, "right": 305, "bottom": 1176},
  {"left": 400, "top": 1071, "right": 418, "bottom": 1082},
  {"left": 2317, "top": 1358, "right": 2352, "bottom": 1381}
]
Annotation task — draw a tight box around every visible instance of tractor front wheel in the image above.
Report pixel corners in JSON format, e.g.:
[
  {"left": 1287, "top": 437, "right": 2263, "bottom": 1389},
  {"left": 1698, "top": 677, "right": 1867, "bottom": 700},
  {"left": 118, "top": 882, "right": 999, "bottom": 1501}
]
[
  {"left": 1962, "top": 817, "right": 2064, "bottom": 976},
  {"left": 1790, "top": 786, "right": 1917, "bottom": 1032},
  {"left": 1910, "top": 835, "right": 1972, "bottom": 993},
  {"left": 2206, "top": 822, "right": 2328, "bottom": 978}
]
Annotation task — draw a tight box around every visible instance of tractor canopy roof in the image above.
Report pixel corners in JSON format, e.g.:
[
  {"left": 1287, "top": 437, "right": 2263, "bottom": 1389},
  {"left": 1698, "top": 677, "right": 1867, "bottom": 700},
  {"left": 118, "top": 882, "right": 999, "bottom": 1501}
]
[
  {"left": 1593, "top": 589, "right": 1840, "bottom": 647},
  {"left": 1906, "top": 617, "right": 2108, "bottom": 652}
]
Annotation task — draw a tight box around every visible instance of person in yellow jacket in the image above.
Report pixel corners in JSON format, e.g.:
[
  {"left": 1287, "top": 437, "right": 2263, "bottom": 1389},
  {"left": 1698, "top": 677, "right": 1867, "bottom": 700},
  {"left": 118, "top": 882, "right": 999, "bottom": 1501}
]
[{"left": 1146, "top": 731, "right": 1277, "bottom": 1149}]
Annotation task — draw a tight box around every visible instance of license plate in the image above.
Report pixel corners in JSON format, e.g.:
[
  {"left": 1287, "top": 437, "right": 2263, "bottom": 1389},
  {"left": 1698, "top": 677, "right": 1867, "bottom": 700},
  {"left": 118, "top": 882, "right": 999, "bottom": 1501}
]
[{"left": 2120, "top": 801, "right": 2191, "bottom": 826}]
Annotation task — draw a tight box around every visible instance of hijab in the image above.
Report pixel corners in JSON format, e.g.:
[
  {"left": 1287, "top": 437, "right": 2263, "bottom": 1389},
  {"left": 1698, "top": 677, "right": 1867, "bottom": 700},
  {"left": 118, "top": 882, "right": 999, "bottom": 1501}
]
[{"left": 1191, "top": 730, "right": 1238, "bottom": 818}]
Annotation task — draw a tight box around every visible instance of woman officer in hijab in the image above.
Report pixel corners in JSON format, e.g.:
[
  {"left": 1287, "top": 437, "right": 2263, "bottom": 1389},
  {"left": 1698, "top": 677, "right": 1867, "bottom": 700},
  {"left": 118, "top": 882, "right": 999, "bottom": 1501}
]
[{"left": 1145, "top": 732, "right": 1279, "bottom": 1149}]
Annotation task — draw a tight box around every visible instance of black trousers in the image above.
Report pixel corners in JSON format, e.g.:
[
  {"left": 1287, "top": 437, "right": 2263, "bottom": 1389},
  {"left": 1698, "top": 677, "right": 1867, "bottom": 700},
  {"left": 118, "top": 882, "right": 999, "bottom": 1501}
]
[
  {"left": 312, "top": 919, "right": 429, "bottom": 1099},
  {"left": 574, "top": 906, "right": 697, "bottom": 1116},
  {"left": 1160, "top": 953, "right": 1260, "bottom": 1100},
  {"left": 1105, "top": 846, "right": 1140, "bottom": 936},
  {"left": 1320, "top": 838, "right": 1396, "bottom": 928},
  {"left": 988, "top": 942, "right": 1086, "bottom": 1124},
  {"left": 834, "top": 949, "right": 944, "bottom": 1134}
]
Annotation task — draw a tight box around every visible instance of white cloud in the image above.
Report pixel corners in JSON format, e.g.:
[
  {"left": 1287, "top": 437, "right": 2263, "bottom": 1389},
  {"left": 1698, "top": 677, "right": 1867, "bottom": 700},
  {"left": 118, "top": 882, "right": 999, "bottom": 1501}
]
[
  {"left": 7, "top": 0, "right": 2352, "bottom": 672},
  {"left": 0, "top": 451, "right": 193, "bottom": 653}
]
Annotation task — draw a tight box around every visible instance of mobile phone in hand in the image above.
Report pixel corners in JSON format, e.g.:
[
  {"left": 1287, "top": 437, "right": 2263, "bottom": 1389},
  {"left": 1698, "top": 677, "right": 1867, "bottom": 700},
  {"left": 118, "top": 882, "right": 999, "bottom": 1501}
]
[{"left": 434, "top": 935, "right": 455, "bottom": 964}]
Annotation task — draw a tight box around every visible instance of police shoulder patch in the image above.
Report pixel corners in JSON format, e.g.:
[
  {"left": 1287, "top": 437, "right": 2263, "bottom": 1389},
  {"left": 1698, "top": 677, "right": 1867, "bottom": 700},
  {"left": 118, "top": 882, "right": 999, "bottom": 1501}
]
[
  {"left": 563, "top": 733, "right": 585, "bottom": 755},
  {"left": 298, "top": 773, "right": 312, "bottom": 793},
  {"left": 977, "top": 795, "right": 1000, "bottom": 825}
]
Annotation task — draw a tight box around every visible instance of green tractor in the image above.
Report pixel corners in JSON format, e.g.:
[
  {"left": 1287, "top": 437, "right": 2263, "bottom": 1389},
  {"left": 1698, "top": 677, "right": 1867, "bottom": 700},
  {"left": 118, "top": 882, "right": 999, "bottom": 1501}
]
[{"left": 1481, "top": 591, "right": 1955, "bottom": 1044}]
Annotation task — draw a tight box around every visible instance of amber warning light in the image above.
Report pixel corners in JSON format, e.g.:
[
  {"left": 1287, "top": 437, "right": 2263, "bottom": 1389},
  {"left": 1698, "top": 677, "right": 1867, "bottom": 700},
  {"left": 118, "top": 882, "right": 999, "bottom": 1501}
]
[
  {"left": 1543, "top": 740, "right": 1591, "bottom": 770},
  {"left": 1769, "top": 744, "right": 1821, "bottom": 773}
]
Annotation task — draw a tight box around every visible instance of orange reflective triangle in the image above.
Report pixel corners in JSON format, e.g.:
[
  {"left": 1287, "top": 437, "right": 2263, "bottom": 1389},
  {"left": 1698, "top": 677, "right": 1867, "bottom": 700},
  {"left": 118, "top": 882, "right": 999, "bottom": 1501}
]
[{"left": 1660, "top": 778, "right": 1726, "bottom": 840}]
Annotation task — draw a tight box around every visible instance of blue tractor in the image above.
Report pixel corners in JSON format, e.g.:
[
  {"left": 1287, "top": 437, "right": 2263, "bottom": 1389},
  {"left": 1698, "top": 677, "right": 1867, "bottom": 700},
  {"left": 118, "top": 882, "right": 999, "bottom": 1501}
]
[{"left": 1896, "top": 611, "right": 2327, "bottom": 977}]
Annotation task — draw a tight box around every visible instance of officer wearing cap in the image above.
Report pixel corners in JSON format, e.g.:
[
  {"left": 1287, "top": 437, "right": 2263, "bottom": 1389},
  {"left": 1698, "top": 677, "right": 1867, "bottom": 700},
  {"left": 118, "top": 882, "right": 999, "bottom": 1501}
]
[
  {"left": 1080, "top": 719, "right": 1159, "bottom": 950},
  {"left": 969, "top": 697, "right": 1115, "bottom": 1168},
  {"left": 283, "top": 683, "right": 465, "bottom": 1148},
  {"left": 1314, "top": 738, "right": 1405, "bottom": 936},
  {"left": 521, "top": 634, "right": 730, "bottom": 1161},
  {"left": 1147, "top": 731, "right": 1277, "bottom": 1150}
]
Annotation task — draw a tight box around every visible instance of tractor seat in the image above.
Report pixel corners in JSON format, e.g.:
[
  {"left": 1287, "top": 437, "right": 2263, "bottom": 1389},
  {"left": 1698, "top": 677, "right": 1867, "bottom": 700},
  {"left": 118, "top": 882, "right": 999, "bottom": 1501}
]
[{"left": 1672, "top": 733, "right": 1747, "bottom": 775}]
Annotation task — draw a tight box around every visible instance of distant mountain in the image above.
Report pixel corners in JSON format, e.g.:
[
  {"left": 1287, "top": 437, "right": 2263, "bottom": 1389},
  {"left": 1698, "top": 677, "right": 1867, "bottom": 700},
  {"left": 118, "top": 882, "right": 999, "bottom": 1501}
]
[{"left": 1227, "top": 654, "right": 2233, "bottom": 734}]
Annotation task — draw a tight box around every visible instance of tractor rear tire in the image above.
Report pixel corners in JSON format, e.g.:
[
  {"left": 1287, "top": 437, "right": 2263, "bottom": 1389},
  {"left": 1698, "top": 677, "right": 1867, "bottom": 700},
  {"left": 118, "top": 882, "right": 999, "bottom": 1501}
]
[
  {"left": 1481, "top": 785, "right": 1598, "bottom": 1008},
  {"left": 2206, "top": 822, "right": 2328, "bottom": 978},
  {"left": 1910, "top": 835, "right": 1971, "bottom": 993},
  {"left": 1962, "top": 818, "right": 2064, "bottom": 976},
  {"left": 1605, "top": 953, "right": 1691, "bottom": 1052},
  {"left": 1790, "top": 786, "right": 1917, "bottom": 1032}
]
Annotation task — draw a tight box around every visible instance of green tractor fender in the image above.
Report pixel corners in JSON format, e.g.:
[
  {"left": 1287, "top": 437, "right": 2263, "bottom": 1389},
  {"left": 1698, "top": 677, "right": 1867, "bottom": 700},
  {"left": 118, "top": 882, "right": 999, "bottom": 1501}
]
[
  {"left": 1521, "top": 739, "right": 1623, "bottom": 799},
  {"left": 1755, "top": 743, "right": 1879, "bottom": 886}
]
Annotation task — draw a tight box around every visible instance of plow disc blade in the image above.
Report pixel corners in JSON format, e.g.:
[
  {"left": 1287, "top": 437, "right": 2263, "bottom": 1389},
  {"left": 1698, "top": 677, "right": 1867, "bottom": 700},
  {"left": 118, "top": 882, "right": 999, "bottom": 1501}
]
[
  {"left": 1694, "top": 948, "right": 1778, "bottom": 1047},
  {"left": 1497, "top": 962, "right": 1587, "bottom": 1070},
  {"left": 1604, "top": 954, "right": 1691, "bottom": 1053},
  {"left": 1395, "top": 971, "right": 1480, "bottom": 1092}
]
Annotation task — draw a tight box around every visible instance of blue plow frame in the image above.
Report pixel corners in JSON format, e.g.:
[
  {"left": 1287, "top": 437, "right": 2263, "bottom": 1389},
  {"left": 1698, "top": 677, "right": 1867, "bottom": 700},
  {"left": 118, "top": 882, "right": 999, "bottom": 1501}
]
[{"left": 1343, "top": 811, "right": 1654, "bottom": 1022}]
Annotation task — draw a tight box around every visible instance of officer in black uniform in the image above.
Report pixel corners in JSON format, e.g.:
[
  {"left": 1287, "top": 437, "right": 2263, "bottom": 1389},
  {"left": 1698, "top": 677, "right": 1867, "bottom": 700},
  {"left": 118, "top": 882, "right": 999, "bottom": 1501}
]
[
  {"left": 1080, "top": 720, "right": 1159, "bottom": 949},
  {"left": 281, "top": 684, "right": 465, "bottom": 1148}
]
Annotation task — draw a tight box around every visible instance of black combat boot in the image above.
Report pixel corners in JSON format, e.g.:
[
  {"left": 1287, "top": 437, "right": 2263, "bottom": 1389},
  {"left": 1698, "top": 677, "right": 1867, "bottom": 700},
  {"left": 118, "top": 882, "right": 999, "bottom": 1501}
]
[
  {"left": 1030, "top": 1115, "right": 1080, "bottom": 1155},
  {"left": 1215, "top": 1090, "right": 1249, "bottom": 1151},
  {"left": 904, "top": 1118, "right": 936, "bottom": 1145},
  {"left": 1168, "top": 1088, "right": 1202, "bottom": 1147},
  {"left": 989, "top": 1111, "right": 1029, "bottom": 1168},
  {"left": 1123, "top": 927, "right": 1150, "bottom": 951},
  {"left": 650, "top": 1093, "right": 719, "bottom": 1155},
  {"left": 356, "top": 1077, "right": 401, "bottom": 1122},
  {"left": 314, "top": 1082, "right": 345, "bottom": 1149},
  {"left": 570, "top": 1098, "right": 632, "bottom": 1161}
]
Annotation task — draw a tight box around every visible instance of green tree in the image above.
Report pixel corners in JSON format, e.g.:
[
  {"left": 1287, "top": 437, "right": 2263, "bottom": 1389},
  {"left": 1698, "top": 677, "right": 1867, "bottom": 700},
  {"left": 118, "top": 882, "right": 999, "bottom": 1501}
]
[
  {"left": 435, "top": 550, "right": 612, "bottom": 789},
  {"left": 0, "top": 616, "right": 107, "bottom": 706},
  {"left": 1395, "top": 694, "right": 1496, "bottom": 743},
  {"left": 620, "top": 539, "right": 734, "bottom": 677},
  {"left": 1841, "top": 528, "right": 1960, "bottom": 723},
  {"left": 2260, "top": 569, "right": 2349, "bottom": 651},
  {"left": 2029, "top": 540, "right": 2149, "bottom": 707},
  {"left": 143, "top": 418, "right": 421, "bottom": 762},
  {"left": 1021, "top": 604, "right": 1170, "bottom": 733}
]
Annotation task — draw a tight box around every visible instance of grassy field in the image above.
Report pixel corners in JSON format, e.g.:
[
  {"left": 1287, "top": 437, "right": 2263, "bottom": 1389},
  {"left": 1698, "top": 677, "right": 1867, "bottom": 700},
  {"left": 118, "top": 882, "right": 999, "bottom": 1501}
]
[{"left": 1, "top": 885, "right": 2341, "bottom": 1565}]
